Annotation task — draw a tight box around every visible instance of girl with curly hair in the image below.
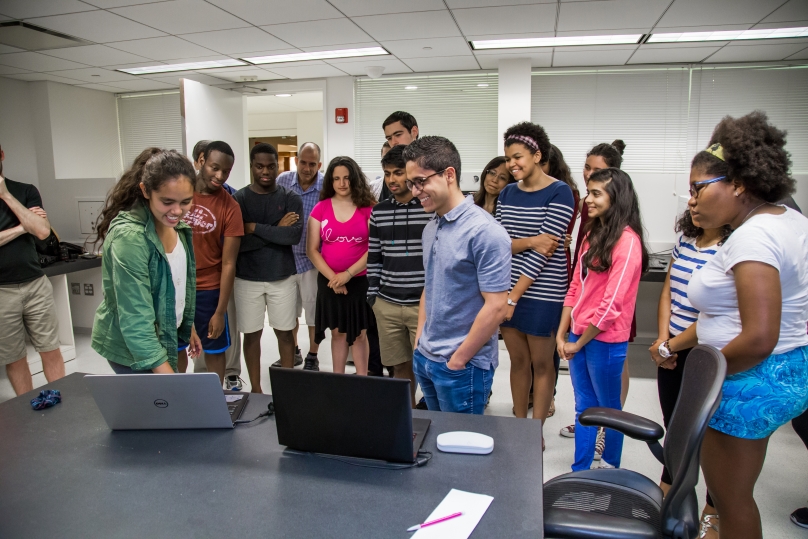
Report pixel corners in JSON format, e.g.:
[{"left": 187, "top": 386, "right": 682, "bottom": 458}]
[
  {"left": 307, "top": 156, "right": 376, "bottom": 375},
  {"left": 668, "top": 111, "right": 808, "bottom": 538}
]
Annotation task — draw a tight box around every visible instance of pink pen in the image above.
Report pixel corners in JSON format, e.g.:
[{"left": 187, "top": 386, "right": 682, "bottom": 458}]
[{"left": 407, "top": 511, "right": 464, "bottom": 532}]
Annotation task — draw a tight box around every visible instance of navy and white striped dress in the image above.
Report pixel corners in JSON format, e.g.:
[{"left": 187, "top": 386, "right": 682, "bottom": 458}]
[
  {"left": 497, "top": 180, "right": 575, "bottom": 336},
  {"left": 669, "top": 234, "right": 720, "bottom": 335}
]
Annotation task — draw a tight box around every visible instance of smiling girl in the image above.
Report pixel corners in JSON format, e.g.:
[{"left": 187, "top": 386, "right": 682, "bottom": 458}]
[
  {"left": 91, "top": 148, "right": 201, "bottom": 374},
  {"left": 557, "top": 168, "right": 648, "bottom": 471},
  {"left": 473, "top": 156, "right": 515, "bottom": 215},
  {"left": 307, "top": 156, "right": 376, "bottom": 374}
]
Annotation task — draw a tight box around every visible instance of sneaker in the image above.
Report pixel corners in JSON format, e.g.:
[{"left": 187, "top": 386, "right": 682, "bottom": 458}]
[
  {"left": 415, "top": 398, "right": 428, "bottom": 410},
  {"left": 486, "top": 389, "right": 492, "bottom": 408},
  {"left": 791, "top": 507, "right": 808, "bottom": 530},
  {"left": 699, "top": 513, "right": 720, "bottom": 538},
  {"left": 225, "top": 375, "right": 243, "bottom": 391},
  {"left": 597, "top": 460, "right": 615, "bottom": 469},
  {"left": 594, "top": 428, "right": 605, "bottom": 461},
  {"left": 560, "top": 424, "right": 575, "bottom": 438},
  {"left": 303, "top": 353, "right": 319, "bottom": 371},
  {"left": 271, "top": 352, "right": 304, "bottom": 368}
]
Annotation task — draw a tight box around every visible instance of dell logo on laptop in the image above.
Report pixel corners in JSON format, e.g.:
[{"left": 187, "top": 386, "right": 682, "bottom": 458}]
[{"left": 154, "top": 399, "right": 168, "bottom": 408}]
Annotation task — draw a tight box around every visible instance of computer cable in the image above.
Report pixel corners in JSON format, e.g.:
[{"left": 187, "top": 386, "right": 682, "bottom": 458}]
[{"left": 234, "top": 401, "right": 275, "bottom": 425}]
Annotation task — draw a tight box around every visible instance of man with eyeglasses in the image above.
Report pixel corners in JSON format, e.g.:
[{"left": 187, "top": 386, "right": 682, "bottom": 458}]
[{"left": 403, "top": 136, "right": 511, "bottom": 415}]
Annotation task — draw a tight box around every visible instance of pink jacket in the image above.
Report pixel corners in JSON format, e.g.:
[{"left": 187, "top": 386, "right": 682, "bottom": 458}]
[{"left": 564, "top": 227, "right": 643, "bottom": 343}]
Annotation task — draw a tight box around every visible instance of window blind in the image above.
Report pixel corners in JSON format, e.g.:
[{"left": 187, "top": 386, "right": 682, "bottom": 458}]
[
  {"left": 117, "top": 92, "right": 183, "bottom": 168},
  {"left": 355, "top": 73, "right": 499, "bottom": 177}
]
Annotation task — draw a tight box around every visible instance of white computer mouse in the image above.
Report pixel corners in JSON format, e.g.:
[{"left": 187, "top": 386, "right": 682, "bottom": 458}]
[{"left": 436, "top": 431, "right": 494, "bottom": 455}]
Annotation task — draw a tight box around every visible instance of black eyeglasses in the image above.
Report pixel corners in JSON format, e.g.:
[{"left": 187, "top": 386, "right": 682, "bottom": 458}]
[
  {"left": 689, "top": 176, "right": 727, "bottom": 198},
  {"left": 406, "top": 169, "right": 446, "bottom": 191}
]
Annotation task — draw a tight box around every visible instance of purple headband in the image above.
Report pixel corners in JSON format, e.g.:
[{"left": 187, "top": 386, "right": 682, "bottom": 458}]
[{"left": 506, "top": 135, "right": 539, "bottom": 152}]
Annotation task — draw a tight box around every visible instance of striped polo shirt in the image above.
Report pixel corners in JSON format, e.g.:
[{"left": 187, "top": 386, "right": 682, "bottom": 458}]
[
  {"left": 496, "top": 180, "right": 575, "bottom": 302},
  {"left": 669, "top": 233, "right": 721, "bottom": 335}
]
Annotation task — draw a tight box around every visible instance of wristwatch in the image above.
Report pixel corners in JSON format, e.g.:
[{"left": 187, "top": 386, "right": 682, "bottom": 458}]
[
  {"left": 658, "top": 340, "right": 673, "bottom": 359},
  {"left": 507, "top": 298, "right": 517, "bottom": 307}
]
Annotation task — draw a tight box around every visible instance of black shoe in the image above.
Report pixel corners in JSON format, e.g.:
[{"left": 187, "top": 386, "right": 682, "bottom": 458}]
[
  {"left": 792, "top": 507, "right": 808, "bottom": 529},
  {"left": 415, "top": 398, "right": 428, "bottom": 410},
  {"left": 485, "top": 389, "right": 492, "bottom": 408},
  {"left": 272, "top": 352, "right": 304, "bottom": 369},
  {"left": 303, "top": 353, "right": 319, "bottom": 371}
]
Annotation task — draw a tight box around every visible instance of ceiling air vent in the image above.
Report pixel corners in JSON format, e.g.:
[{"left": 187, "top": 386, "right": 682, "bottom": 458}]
[{"left": 0, "top": 21, "right": 92, "bottom": 51}]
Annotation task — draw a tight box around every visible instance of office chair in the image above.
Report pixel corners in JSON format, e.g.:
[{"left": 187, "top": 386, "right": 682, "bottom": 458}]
[{"left": 543, "top": 345, "right": 726, "bottom": 539}]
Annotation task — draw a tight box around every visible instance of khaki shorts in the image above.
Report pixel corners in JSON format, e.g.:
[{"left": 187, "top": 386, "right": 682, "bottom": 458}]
[
  {"left": 0, "top": 275, "right": 61, "bottom": 365},
  {"left": 234, "top": 276, "right": 298, "bottom": 333},
  {"left": 294, "top": 268, "right": 318, "bottom": 327},
  {"left": 372, "top": 297, "right": 419, "bottom": 367}
]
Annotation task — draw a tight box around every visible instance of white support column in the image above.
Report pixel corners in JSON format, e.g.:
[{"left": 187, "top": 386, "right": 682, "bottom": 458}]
[{"left": 498, "top": 58, "right": 532, "bottom": 145}]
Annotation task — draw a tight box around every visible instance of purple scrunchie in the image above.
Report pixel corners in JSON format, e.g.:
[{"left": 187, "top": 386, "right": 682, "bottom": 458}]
[{"left": 31, "top": 389, "right": 61, "bottom": 410}]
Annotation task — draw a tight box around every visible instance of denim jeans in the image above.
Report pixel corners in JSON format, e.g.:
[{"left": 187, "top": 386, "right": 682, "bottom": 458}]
[
  {"left": 413, "top": 350, "right": 494, "bottom": 415},
  {"left": 568, "top": 333, "right": 627, "bottom": 471}
]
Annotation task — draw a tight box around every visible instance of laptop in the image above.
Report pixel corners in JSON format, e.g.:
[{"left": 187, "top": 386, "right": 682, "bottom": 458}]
[
  {"left": 85, "top": 373, "right": 249, "bottom": 430},
  {"left": 269, "top": 367, "right": 430, "bottom": 463}
]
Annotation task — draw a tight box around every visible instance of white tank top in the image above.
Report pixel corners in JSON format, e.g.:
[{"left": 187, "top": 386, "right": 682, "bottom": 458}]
[{"left": 165, "top": 235, "right": 187, "bottom": 328}]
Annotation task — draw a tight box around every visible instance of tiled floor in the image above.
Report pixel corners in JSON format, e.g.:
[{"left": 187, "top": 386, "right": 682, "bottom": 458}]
[{"left": 2, "top": 322, "right": 806, "bottom": 538}]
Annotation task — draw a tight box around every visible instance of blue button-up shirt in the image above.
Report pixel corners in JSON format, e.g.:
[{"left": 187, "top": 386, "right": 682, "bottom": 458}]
[
  {"left": 277, "top": 170, "right": 324, "bottom": 274},
  {"left": 418, "top": 195, "right": 512, "bottom": 369}
]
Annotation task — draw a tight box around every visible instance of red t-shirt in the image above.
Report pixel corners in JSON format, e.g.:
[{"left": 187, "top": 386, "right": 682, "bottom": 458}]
[
  {"left": 182, "top": 188, "right": 244, "bottom": 290},
  {"left": 309, "top": 199, "right": 372, "bottom": 276}
]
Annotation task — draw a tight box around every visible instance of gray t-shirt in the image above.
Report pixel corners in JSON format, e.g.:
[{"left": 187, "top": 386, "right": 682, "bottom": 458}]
[{"left": 417, "top": 195, "right": 512, "bottom": 369}]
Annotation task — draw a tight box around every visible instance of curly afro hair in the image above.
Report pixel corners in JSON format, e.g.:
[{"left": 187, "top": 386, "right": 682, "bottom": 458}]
[
  {"left": 709, "top": 111, "right": 795, "bottom": 203},
  {"left": 503, "top": 121, "right": 551, "bottom": 165}
]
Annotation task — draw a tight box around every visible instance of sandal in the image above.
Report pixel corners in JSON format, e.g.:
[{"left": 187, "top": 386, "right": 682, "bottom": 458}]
[{"left": 698, "top": 513, "right": 719, "bottom": 539}]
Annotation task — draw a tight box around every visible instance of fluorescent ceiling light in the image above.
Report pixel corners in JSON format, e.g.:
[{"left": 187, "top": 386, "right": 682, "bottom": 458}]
[
  {"left": 471, "top": 34, "right": 642, "bottom": 50},
  {"left": 275, "top": 94, "right": 292, "bottom": 97},
  {"left": 648, "top": 26, "right": 808, "bottom": 43},
  {"left": 243, "top": 47, "right": 388, "bottom": 65},
  {"left": 118, "top": 59, "right": 247, "bottom": 75}
]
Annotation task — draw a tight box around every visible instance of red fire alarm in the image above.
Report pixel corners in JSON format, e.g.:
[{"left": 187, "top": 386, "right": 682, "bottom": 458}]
[{"left": 335, "top": 108, "right": 348, "bottom": 124}]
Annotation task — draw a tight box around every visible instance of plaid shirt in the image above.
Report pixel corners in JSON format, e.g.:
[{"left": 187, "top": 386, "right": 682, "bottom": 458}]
[{"left": 277, "top": 170, "right": 324, "bottom": 273}]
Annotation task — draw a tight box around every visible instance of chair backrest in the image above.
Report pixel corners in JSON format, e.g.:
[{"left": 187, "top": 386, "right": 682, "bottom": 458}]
[{"left": 660, "top": 345, "right": 727, "bottom": 539}]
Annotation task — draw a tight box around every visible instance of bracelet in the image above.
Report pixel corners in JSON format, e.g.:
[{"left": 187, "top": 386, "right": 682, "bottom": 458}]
[{"left": 345, "top": 268, "right": 354, "bottom": 277}]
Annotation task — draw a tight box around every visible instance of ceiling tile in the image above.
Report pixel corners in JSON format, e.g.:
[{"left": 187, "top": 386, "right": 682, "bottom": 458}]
[
  {"left": 179, "top": 27, "right": 291, "bottom": 55},
  {"left": 555, "top": 28, "right": 650, "bottom": 37},
  {"left": 628, "top": 45, "right": 722, "bottom": 64},
  {"left": 45, "top": 66, "right": 139, "bottom": 82},
  {"left": 785, "top": 46, "right": 808, "bottom": 60},
  {"left": 75, "top": 82, "right": 128, "bottom": 92},
  {"left": 104, "top": 78, "right": 178, "bottom": 91},
  {"left": 0, "top": 51, "right": 88, "bottom": 71},
  {"left": 82, "top": 0, "right": 171, "bottom": 7},
  {"left": 0, "top": 44, "right": 23, "bottom": 53},
  {"left": 206, "top": 0, "right": 344, "bottom": 25},
  {"left": 107, "top": 36, "right": 216, "bottom": 61},
  {"left": 328, "top": 0, "right": 445, "bottom": 16},
  {"left": 452, "top": 5, "right": 557, "bottom": 36},
  {"left": 705, "top": 42, "right": 808, "bottom": 63},
  {"left": 401, "top": 55, "right": 480, "bottom": 72},
  {"left": 6, "top": 72, "right": 86, "bottom": 84},
  {"left": 353, "top": 11, "right": 462, "bottom": 41},
  {"left": 752, "top": 20, "right": 808, "bottom": 30},
  {"left": 324, "top": 56, "right": 413, "bottom": 75},
  {"left": 0, "top": 64, "right": 28, "bottom": 74},
  {"left": 27, "top": 10, "right": 166, "bottom": 43},
  {"left": 38, "top": 45, "right": 149, "bottom": 67},
  {"left": 552, "top": 44, "right": 638, "bottom": 53},
  {"left": 474, "top": 51, "right": 552, "bottom": 69},
  {"left": 148, "top": 73, "right": 231, "bottom": 86},
  {"left": 552, "top": 48, "right": 634, "bottom": 67},
  {"left": 193, "top": 67, "right": 286, "bottom": 82},
  {"left": 261, "top": 19, "right": 372, "bottom": 48},
  {"left": 381, "top": 36, "right": 472, "bottom": 58},
  {"left": 558, "top": 0, "right": 669, "bottom": 32},
  {"left": 446, "top": 0, "right": 554, "bottom": 6},
  {"left": 656, "top": 0, "right": 786, "bottom": 28},
  {"left": 0, "top": 0, "right": 95, "bottom": 19},
  {"left": 264, "top": 63, "right": 349, "bottom": 79},
  {"left": 111, "top": 0, "right": 250, "bottom": 35},
  {"left": 466, "top": 31, "right": 555, "bottom": 42},
  {"left": 760, "top": 0, "right": 808, "bottom": 24},
  {"left": 300, "top": 42, "right": 381, "bottom": 52}
]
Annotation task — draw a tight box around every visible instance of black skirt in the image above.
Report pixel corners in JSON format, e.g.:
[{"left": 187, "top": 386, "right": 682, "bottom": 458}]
[{"left": 314, "top": 273, "right": 372, "bottom": 346}]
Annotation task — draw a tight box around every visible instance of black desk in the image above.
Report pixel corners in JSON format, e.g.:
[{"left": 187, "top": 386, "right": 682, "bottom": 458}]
[
  {"left": 641, "top": 269, "right": 666, "bottom": 283},
  {"left": 0, "top": 374, "right": 544, "bottom": 538},
  {"left": 43, "top": 256, "right": 102, "bottom": 277}
]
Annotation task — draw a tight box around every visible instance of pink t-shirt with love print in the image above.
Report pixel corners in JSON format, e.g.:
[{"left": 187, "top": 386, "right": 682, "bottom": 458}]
[{"left": 310, "top": 199, "right": 373, "bottom": 275}]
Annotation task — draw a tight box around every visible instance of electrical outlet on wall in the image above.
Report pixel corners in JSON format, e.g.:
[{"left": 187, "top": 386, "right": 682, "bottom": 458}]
[
  {"left": 77, "top": 198, "right": 106, "bottom": 235},
  {"left": 84, "top": 284, "right": 94, "bottom": 296},
  {"left": 71, "top": 283, "right": 80, "bottom": 295}
]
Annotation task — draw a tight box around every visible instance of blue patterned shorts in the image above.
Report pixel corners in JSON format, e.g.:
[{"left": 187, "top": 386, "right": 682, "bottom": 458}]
[{"left": 710, "top": 345, "right": 808, "bottom": 439}]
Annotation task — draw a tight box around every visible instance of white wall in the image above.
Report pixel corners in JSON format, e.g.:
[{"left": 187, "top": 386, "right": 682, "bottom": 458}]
[
  {"left": 498, "top": 58, "right": 532, "bottom": 142},
  {"left": 296, "top": 110, "right": 324, "bottom": 154},
  {"left": 248, "top": 112, "right": 298, "bottom": 138},
  {"left": 0, "top": 77, "right": 40, "bottom": 187},
  {"left": 325, "top": 76, "right": 354, "bottom": 164}
]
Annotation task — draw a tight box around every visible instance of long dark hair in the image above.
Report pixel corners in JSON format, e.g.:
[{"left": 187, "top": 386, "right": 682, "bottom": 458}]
[
  {"left": 587, "top": 140, "right": 625, "bottom": 169},
  {"left": 675, "top": 209, "right": 732, "bottom": 245},
  {"left": 473, "top": 156, "right": 515, "bottom": 208},
  {"left": 582, "top": 168, "right": 648, "bottom": 273},
  {"left": 93, "top": 148, "right": 195, "bottom": 244},
  {"left": 545, "top": 144, "right": 578, "bottom": 197},
  {"left": 320, "top": 156, "right": 376, "bottom": 208}
]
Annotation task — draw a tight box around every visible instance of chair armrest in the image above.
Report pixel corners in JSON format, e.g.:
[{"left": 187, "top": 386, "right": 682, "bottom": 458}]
[
  {"left": 579, "top": 408, "right": 664, "bottom": 442},
  {"left": 544, "top": 507, "right": 658, "bottom": 539}
]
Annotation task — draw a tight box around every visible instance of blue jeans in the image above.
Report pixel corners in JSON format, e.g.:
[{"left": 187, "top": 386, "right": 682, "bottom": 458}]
[
  {"left": 568, "top": 333, "right": 627, "bottom": 471},
  {"left": 413, "top": 350, "right": 494, "bottom": 415}
]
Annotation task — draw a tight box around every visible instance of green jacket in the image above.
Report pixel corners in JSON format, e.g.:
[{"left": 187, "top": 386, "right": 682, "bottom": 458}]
[{"left": 91, "top": 202, "right": 196, "bottom": 371}]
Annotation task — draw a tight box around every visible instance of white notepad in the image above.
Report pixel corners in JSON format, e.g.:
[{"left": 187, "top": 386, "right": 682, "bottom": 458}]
[{"left": 412, "top": 489, "right": 494, "bottom": 539}]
